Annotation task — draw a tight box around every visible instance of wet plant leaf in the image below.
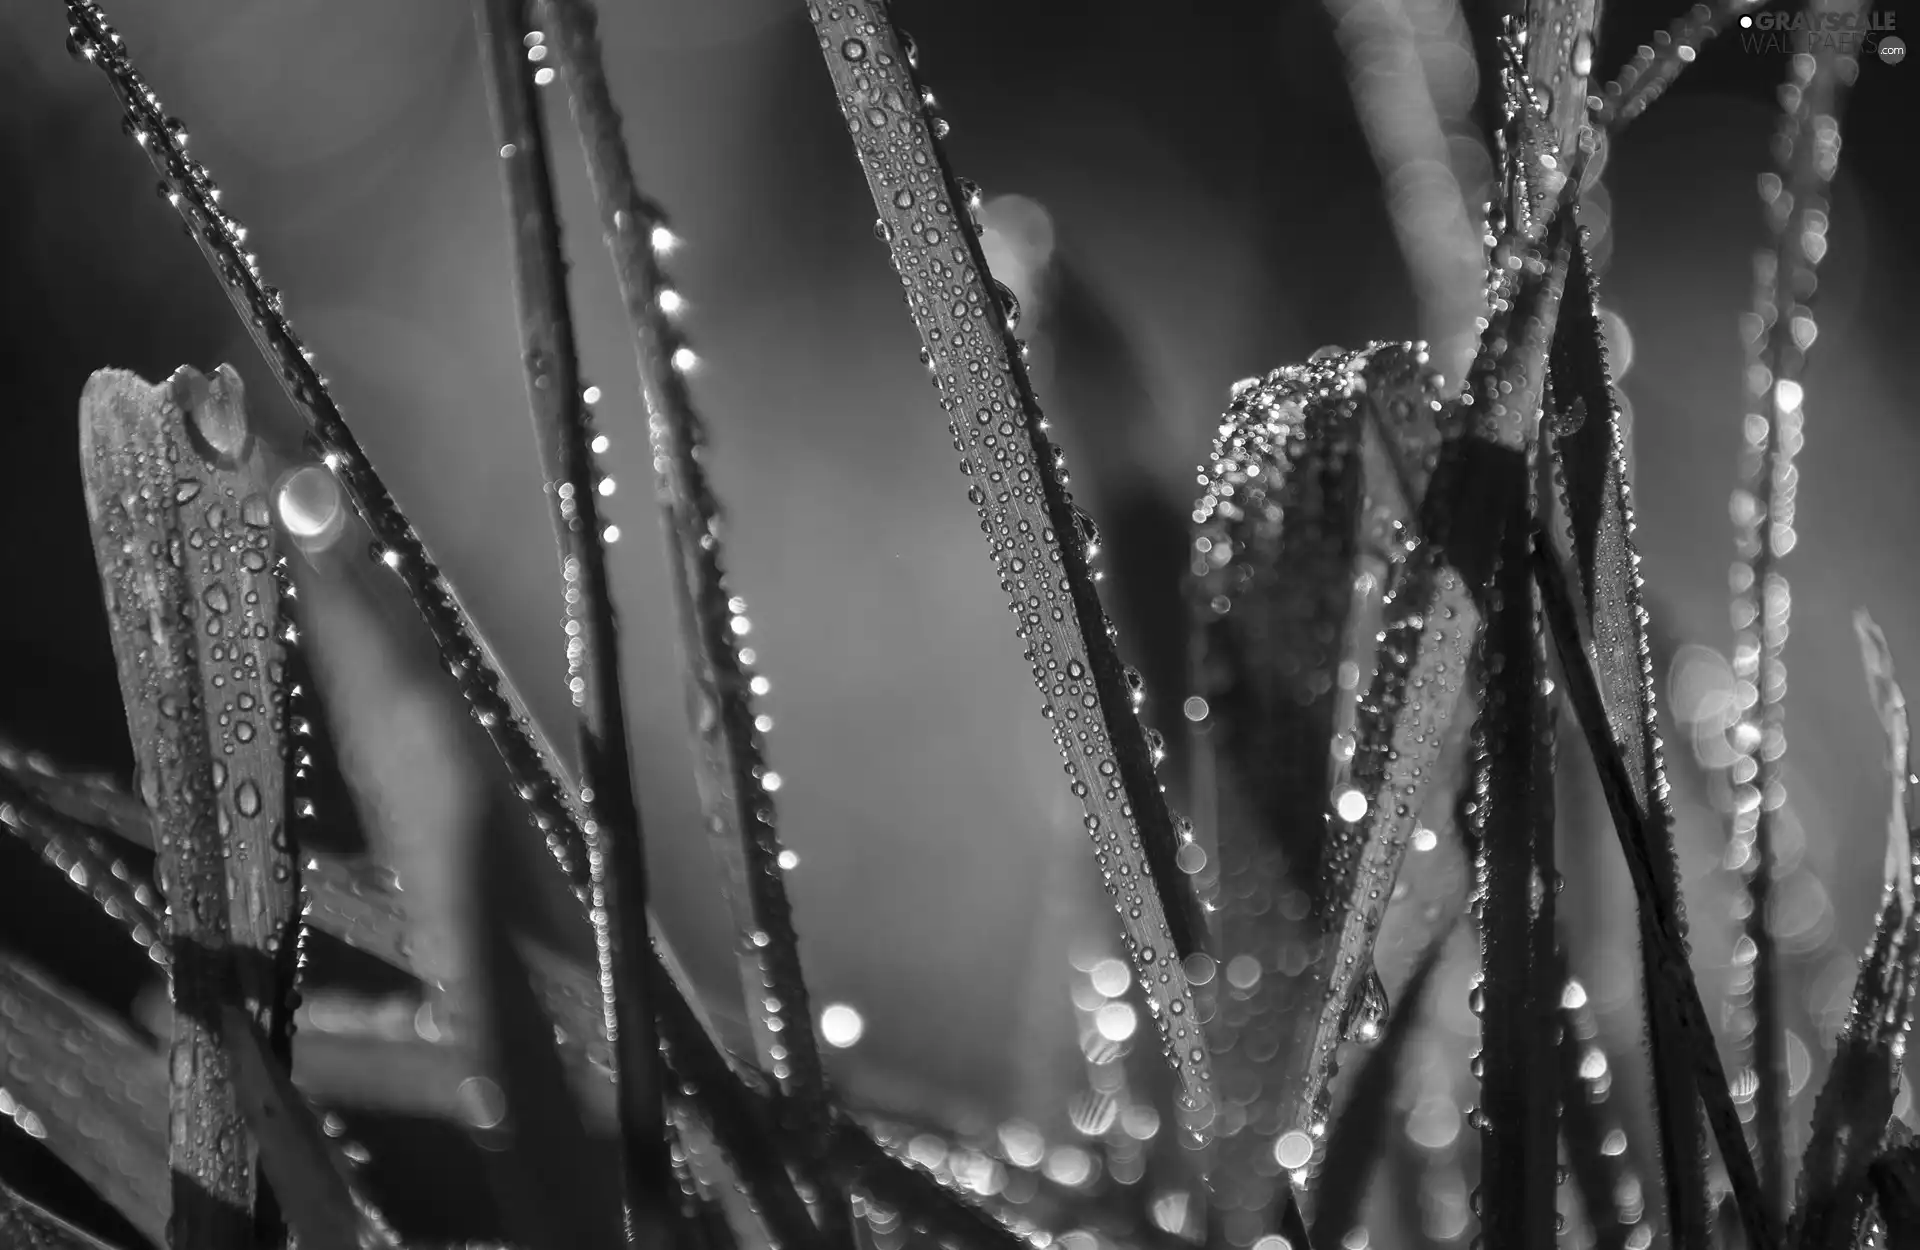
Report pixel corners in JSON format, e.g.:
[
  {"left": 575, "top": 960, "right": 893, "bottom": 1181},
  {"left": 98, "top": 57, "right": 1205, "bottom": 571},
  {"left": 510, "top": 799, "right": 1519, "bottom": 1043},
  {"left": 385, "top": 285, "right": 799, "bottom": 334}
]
[
  {"left": 1869, "top": 1141, "right": 1920, "bottom": 1249},
  {"left": 1550, "top": 227, "right": 1708, "bottom": 1246},
  {"left": 0, "top": 1178, "right": 134, "bottom": 1250},
  {"left": 802, "top": 0, "right": 1213, "bottom": 1127},
  {"left": 1784, "top": 615, "right": 1920, "bottom": 1250}
]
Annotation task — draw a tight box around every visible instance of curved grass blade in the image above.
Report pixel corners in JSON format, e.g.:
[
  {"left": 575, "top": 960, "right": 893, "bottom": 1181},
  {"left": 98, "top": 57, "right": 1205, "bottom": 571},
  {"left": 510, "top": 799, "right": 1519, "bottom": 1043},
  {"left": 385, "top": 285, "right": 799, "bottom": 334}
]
[
  {"left": 1593, "top": 0, "right": 1767, "bottom": 134},
  {"left": 215, "top": 1003, "right": 397, "bottom": 1250},
  {"left": 801, "top": 1, "right": 1212, "bottom": 1127},
  {"left": 1471, "top": 505, "right": 1559, "bottom": 1250},
  {"left": 0, "top": 1180, "right": 133, "bottom": 1250},
  {"left": 1784, "top": 614, "right": 1920, "bottom": 1250},
  {"left": 1311, "top": 921, "right": 1457, "bottom": 1248},
  {"left": 79, "top": 367, "right": 279, "bottom": 1250},
  {"left": 532, "top": 2, "right": 844, "bottom": 1231},
  {"left": 1550, "top": 227, "right": 1708, "bottom": 1246},
  {"left": 471, "top": 2, "right": 681, "bottom": 1241},
  {"left": 1726, "top": 6, "right": 1866, "bottom": 1214},
  {"left": 0, "top": 956, "right": 168, "bottom": 1247},
  {"left": 1557, "top": 967, "right": 1642, "bottom": 1250},
  {"left": 1532, "top": 533, "right": 1777, "bottom": 1250}
]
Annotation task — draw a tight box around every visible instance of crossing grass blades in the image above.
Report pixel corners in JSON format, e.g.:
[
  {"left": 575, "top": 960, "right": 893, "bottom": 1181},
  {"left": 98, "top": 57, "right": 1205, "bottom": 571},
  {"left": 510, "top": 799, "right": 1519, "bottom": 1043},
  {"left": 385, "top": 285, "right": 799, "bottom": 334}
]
[{"left": 2, "top": 0, "right": 1912, "bottom": 1248}]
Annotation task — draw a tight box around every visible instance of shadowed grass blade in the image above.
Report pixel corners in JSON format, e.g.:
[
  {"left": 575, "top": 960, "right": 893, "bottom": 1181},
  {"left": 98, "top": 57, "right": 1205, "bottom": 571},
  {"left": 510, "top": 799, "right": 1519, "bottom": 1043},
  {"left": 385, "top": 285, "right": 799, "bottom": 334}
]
[
  {"left": 1471, "top": 487, "right": 1559, "bottom": 1250},
  {"left": 1725, "top": 0, "right": 1865, "bottom": 1211},
  {"left": 215, "top": 1004, "right": 396, "bottom": 1250},
  {"left": 1311, "top": 922, "right": 1456, "bottom": 1247},
  {"left": 471, "top": 1, "right": 680, "bottom": 1241},
  {"left": 79, "top": 367, "right": 278, "bottom": 1250},
  {"left": 1784, "top": 615, "right": 1920, "bottom": 1250},
  {"left": 533, "top": 2, "right": 843, "bottom": 1233},
  {"left": 1550, "top": 228, "right": 1708, "bottom": 1247},
  {"left": 801, "top": 2, "right": 1212, "bottom": 1125},
  {"left": 1532, "top": 533, "right": 1777, "bottom": 1250},
  {"left": 0, "top": 956, "right": 168, "bottom": 1246}
]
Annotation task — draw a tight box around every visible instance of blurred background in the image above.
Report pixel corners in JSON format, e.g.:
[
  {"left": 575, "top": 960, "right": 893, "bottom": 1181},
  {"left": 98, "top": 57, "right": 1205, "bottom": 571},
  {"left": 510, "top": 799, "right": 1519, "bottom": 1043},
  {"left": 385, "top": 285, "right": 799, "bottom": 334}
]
[{"left": 0, "top": 0, "right": 1917, "bottom": 1242}]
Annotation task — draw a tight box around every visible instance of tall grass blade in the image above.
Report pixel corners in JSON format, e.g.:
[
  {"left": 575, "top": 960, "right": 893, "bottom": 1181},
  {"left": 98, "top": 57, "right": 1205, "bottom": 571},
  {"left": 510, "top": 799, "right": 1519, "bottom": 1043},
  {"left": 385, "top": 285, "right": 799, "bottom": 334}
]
[
  {"left": 78, "top": 366, "right": 284, "bottom": 1250},
  {"left": 1783, "top": 615, "right": 1920, "bottom": 1250},
  {"left": 800, "top": 2, "right": 1213, "bottom": 1125},
  {"left": 1471, "top": 481, "right": 1559, "bottom": 1250},
  {"left": 471, "top": 1, "right": 682, "bottom": 1241},
  {"left": 1557, "top": 966, "right": 1643, "bottom": 1250},
  {"left": 0, "top": 1180, "right": 131, "bottom": 1250},
  {"left": 1594, "top": 0, "right": 1768, "bottom": 134},
  {"left": 1532, "top": 534, "right": 1778, "bottom": 1250},
  {"left": 0, "top": 956, "right": 168, "bottom": 1246},
  {"left": 1310, "top": 922, "right": 1456, "bottom": 1248},
  {"left": 1550, "top": 228, "right": 1708, "bottom": 1247},
  {"left": 533, "top": 2, "right": 845, "bottom": 1232},
  {"left": 1725, "top": 2, "right": 1865, "bottom": 1212}
]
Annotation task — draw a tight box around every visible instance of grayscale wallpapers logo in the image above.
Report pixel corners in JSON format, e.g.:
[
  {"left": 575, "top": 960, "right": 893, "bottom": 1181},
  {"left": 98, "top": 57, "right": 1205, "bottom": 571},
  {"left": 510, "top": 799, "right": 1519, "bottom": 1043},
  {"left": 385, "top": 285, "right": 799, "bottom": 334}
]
[{"left": 1736, "top": 8, "right": 1906, "bottom": 61}]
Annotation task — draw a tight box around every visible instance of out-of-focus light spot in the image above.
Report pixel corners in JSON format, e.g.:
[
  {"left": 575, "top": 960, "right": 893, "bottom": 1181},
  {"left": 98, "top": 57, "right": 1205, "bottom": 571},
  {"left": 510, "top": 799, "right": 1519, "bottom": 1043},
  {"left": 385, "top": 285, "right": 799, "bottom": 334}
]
[
  {"left": 820, "top": 1003, "right": 864, "bottom": 1048},
  {"left": 1579, "top": 1048, "right": 1608, "bottom": 1080},
  {"left": 1089, "top": 958, "right": 1131, "bottom": 998},
  {"left": 1341, "top": 1229, "right": 1370, "bottom": 1250},
  {"left": 1042, "top": 1146, "right": 1093, "bottom": 1187},
  {"left": 1598, "top": 307, "right": 1635, "bottom": 379},
  {"left": 777, "top": 849, "right": 799, "bottom": 871},
  {"left": 761, "top": 771, "right": 783, "bottom": 793},
  {"left": 1602, "top": 1128, "right": 1628, "bottom": 1156},
  {"left": 651, "top": 225, "right": 679, "bottom": 254},
  {"left": 1226, "top": 954, "right": 1262, "bottom": 990},
  {"left": 457, "top": 1076, "right": 507, "bottom": 1130},
  {"left": 1122, "top": 1105, "right": 1160, "bottom": 1141},
  {"left": 1405, "top": 1095, "right": 1461, "bottom": 1150},
  {"left": 658, "top": 288, "right": 685, "bottom": 315},
  {"left": 1776, "top": 378, "right": 1804, "bottom": 412},
  {"left": 597, "top": 478, "right": 616, "bottom": 496},
  {"left": 1786, "top": 1028, "right": 1811, "bottom": 1097},
  {"left": 533, "top": 66, "right": 556, "bottom": 85},
  {"left": 999, "top": 1120, "right": 1045, "bottom": 1168},
  {"left": 750, "top": 675, "right": 772, "bottom": 696},
  {"left": 583, "top": 385, "right": 602, "bottom": 405},
  {"left": 603, "top": 525, "right": 621, "bottom": 543},
  {"left": 1094, "top": 1002, "right": 1137, "bottom": 1042},
  {"left": 1251, "top": 1237, "right": 1294, "bottom": 1250},
  {"left": 277, "top": 465, "right": 345, "bottom": 549},
  {"left": 672, "top": 347, "right": 699, "bottom": 372},
  {"left": 1335, "top": 787, "right": 1369, "bottom": 823},
  {"left": 1561, "top": 979, "right": 1589, "bottom": 1010},
  {"left": 1183, "top": 696, "right": 1210, "bottom": 722},
  {"left": 1412, "top": 825, "right": 1438, "bottom": 852},
  {"left": 1150, "top": 1193, "right": 1191, "bottom": 1235},
  {"left": 1273, "top": 1130, "right": 1314, "bottom": 1170}
]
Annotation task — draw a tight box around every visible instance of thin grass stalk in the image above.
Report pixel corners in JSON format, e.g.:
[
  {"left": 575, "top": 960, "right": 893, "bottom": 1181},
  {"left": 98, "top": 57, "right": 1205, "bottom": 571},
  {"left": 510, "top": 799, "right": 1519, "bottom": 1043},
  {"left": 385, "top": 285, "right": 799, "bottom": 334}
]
[
  {"left": 1531, "top": 533, "right": 1778, "bottom": 1250},
  {"left": 799, "top": 2, "right": 1212, "bottom": 1124},
  {"left": 470, "top": 1, "right": 681, "bottom": 1242},
  {"left": 532, "top": 4, "right": 846, "bottom": 1235},
  {"left": 0, "top": 1180, "right": 128, "bottom": 1250},
  {"left": 1311, "top": 924, "right": 1456, "bottom": 1248},
  {"left": 1549, "top": 227, "right": 1708, "bottom": 1247},
  {"left": 78, "top": 368, "right": 270, "bottom": 1250},
  {"left": 1470, "top": 455, "right": 1559, "bottom": 1250},
  {"left": 1724, "top": 1, "right": 1864, "bottom": 1213},
  {"left": 1593, "top": 0, "right": 1768, "bottom": 134}
]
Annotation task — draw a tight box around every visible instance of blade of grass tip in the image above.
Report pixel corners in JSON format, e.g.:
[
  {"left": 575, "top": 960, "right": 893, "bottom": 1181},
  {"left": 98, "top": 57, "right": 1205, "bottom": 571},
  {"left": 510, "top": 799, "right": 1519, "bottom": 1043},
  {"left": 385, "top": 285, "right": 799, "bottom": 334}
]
[
  {"left": 0, "top": 955, "right": 169, "bottom": 1246},
  {"left": 79, "top": 367, "right": 264, "bottom": 1250},
  {"left": 801, "top": 3, "right": 1214, "bottom": 1129},
  {"left": 1726, "top": 3, "right": 1864, "bottom": 1217},
  {"left": 1593, "top": 0, "right": 1768, "bottom": 135},
  {"left": 471, "top": 1, "right": 681, "bottom": 1243},
  {"left": 1531, "top": 532, "right": 1778, "bottom": 1250},
  {"left": 0, "top": 1179, "right": 135, "bottom": 1250},
  {"left": 533, "top": 1, "right": 847, "bottom": 1233},
  {"left": 1469, "top": 440, "right": 1560, "bottom": 1250},
  {"left": 62, "top": 0, "right": 605, "bottom": 931},
  {"left": 1870, "top": 1142, "right": 1920, "bottom": 1249},
  {"left": 213, "top": 1003, "right": 396, "bottom": 1250},
  {"left": 1784, "top": 614, "right": 1920, "bottom": 1250},
  {"left": 1193, "top": 344, "right": 1459, "bottom": 1227},
  {"left": 1556, "top": 964, "right": 1645, "bottom": 1250},
  {"left": 1311, "top": 919, "right": 1459, "bottom": 1248},
  {"left": 1550, "top": 226, "right": 1709, "bottom": 1247}
]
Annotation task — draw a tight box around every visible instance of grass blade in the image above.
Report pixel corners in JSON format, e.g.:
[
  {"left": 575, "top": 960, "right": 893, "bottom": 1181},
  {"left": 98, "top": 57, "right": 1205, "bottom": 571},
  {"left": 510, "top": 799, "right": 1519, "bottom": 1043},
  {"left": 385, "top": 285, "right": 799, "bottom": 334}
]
[
  {"left": 79, "top": 367, "right": 272, "bottom": 1250},
  {"left": 533, "top": 1, "right": 845, "bottom": 1230},
  {"left": 1594, "top": 0, "right": 1767, "bottom": 135},
  {"left": 1310, "top": 921, "right": 1457, "bottom": 1247},
  {"left": 0, "top": 1179, "right": 132, "bottom": 1250},
  {"left": 1784, "top": 615, "right": 1920, "bottom": 1250},
  {"left": 1532, "top": 533, "right": 1778, "bottom": 1250},
  {"left": 1725, "top": 4, "right": 1866, "bottom": 1213},
  {"left": 0, "top": 956, "right": 168, "bottom": 1246},
  {"left": 1869, "top": 1143, "right": 1920, "bottom": 1248},
  {"left": 1471, "top": 488, "right": 1559, "bottom": 1250},
  {"left": 1550, "top": 228, "right": 1709, "bottom": 1247},
  {"left": 471, "top": 1, "right": 681, "bottom": 1240},
  {"left": 801, "top": 2, "right": 1212, "bottom": 1125}
]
